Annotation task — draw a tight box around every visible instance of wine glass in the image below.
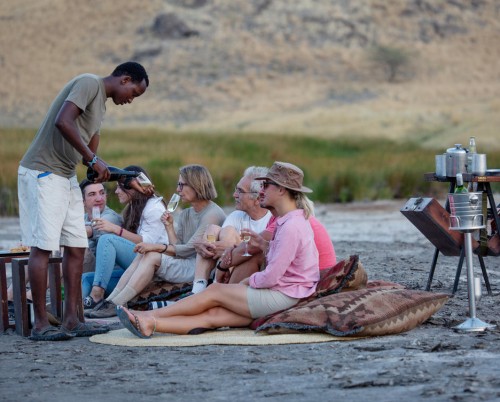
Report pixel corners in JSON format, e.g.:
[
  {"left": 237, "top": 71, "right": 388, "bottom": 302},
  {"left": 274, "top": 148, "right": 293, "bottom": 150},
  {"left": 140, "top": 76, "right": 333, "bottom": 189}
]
[
  {"left": 92, "top": 206, "right": 100, "bottom": 225},
  {"left": 241, "top": 216, "right": 251, "bottom": 257},
  {"left": 167, "top": 193, "right": 181, "bottom": 213},
  {"left": 137, "top": 172, "right": 153, "bottom": 189}
]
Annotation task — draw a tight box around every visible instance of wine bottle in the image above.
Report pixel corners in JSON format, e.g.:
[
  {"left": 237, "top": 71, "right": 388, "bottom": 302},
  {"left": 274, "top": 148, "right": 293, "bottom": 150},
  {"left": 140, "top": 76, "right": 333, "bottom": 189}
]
[
  {"left": 467, "top": 136, "right": 476, "bottom": 173},
  {"left": 87, "top": 166, "right": 140, "bottom": 183},
  {"left": 454, "top": 173, "right": 468, "bottom": 193}
]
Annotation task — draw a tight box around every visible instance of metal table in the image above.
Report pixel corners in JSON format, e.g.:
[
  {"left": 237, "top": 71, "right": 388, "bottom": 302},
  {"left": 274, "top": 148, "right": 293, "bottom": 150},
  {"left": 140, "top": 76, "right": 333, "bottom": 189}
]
[{"left": 423, "top": 172, "right": 500, "bottom": 294}]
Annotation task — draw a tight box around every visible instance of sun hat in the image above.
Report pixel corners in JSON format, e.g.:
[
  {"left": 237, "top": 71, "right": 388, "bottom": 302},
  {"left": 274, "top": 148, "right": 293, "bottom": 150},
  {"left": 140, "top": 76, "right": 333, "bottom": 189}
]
[{"left": 255, "top": 161, "right": 312, "bottom": 193}]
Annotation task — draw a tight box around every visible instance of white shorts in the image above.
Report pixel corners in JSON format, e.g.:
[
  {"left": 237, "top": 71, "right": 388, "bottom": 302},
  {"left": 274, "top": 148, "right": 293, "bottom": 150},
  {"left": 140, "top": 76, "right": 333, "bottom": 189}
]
[
  {"left": 155, "top": 254, "right": 196, "bottom": 283},
  {"left": 18, "top": 165, "right": 88, "bottom": 251},
  {"left": 246, "top": 287, "right": 299, "bottom": 319}
]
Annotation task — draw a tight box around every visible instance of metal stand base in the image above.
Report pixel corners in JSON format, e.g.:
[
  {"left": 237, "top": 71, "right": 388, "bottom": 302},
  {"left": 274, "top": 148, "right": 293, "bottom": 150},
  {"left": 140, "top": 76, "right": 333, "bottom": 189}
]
[
  {"left": 453, "top": 317, "right": 496, "bottom": 332},
  {"left": 452, "top": 230, "right": 496, "bottom": 333}
]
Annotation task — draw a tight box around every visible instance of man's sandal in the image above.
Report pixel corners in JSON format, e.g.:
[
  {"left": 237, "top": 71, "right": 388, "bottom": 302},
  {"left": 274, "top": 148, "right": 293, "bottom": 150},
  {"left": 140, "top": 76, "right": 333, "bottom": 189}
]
[{"left": 29, "top": 326, "right": 75, "bottom": 341}]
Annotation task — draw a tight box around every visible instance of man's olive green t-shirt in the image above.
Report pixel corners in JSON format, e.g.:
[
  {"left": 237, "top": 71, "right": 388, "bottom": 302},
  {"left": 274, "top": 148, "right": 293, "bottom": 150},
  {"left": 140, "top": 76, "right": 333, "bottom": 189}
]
[{"left": 20, "top": 74, "right": 107, "bottom": 178}]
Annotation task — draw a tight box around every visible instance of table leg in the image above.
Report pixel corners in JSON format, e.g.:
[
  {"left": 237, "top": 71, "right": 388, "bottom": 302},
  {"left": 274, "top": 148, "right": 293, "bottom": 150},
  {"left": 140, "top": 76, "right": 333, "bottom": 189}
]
[
  {"left": 452, "top": 248, "right": 465, "bottom": 295},
  {"left": 485, "top": 183, "right": 500, "bottom": 236},
  {"left": 426, "top": 248, "right": 440, "bottom": 291},
  {"left": 11, "top": 259, "right": 30, "bottom": 337},
  {"left": 477, "top": 255, "right": 493, "bottom": 296},
  {"left": 0, "top": 259, "right": 10, "bottom": 331}
]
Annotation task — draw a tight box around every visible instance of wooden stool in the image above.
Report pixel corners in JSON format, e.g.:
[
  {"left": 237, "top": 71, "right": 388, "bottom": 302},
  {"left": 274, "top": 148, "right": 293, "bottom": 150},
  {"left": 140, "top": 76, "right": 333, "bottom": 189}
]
[
  {"left": 11, "top": 256, "right": 84, "bottom": 337},
  {"left": 0, "top": 252, "right": 30, "bottom": 332}
]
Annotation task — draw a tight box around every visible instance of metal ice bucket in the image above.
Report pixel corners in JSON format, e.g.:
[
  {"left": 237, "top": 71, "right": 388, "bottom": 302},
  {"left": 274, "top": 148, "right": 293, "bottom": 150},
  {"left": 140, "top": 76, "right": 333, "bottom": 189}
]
[{"left": 448, "top": 192, "right": 485, "bottom": 231}]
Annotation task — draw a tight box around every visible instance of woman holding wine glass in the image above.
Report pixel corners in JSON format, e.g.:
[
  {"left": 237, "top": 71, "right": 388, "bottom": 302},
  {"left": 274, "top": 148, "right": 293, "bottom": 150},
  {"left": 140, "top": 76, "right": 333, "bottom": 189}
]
[
  {"left": 82, "top": 165, "right": 168, "bottom": 311},
  {"left": 86, "top": 164, "right": 226, "bottom": 318},
  {"left": 115, "top": 161, "right": 320, "bottom": 338}
]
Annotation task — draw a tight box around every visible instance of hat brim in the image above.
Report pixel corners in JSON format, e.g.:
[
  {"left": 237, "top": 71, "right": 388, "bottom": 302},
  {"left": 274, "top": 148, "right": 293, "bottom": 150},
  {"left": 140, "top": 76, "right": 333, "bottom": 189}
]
[{"left": 254, "top": 176, "right": 313, "bottom": 193}]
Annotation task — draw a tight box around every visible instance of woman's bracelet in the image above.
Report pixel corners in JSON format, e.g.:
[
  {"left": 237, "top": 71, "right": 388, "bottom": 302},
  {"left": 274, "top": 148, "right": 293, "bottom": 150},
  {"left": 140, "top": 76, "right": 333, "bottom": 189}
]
[
  {"left": 216, "top": 260, "right": 230, "bottom": 272},
  {"left": 119, "top": 227, "right": 124, "bottom": 237},
  {"left": 161, "top": 244, "right": 168, "bottom": 253}
]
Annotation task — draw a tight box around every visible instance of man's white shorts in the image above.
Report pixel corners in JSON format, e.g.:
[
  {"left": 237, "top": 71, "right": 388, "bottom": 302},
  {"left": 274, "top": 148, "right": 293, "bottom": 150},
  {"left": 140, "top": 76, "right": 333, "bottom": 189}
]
[{"left": 18, "top": 166, "right": 88, "bottom": 251}]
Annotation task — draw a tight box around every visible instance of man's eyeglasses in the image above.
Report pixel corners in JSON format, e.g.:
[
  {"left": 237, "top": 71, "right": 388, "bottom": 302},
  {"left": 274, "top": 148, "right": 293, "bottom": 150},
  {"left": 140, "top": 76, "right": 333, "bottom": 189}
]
[
  {"left": 234, "top": 187, "right": 258, "bottom": 195},
  {"left": 177, "top": 182, "right": 188, "bottom": 190},
  {"left": 261, "top": 181, "right": 279, "bottom": 190}
]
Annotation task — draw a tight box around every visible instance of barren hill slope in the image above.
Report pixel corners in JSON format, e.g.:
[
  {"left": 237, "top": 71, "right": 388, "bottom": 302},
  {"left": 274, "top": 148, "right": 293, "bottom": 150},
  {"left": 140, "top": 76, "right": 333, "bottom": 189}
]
[{"left": 1, "top": 0, "right": 500, "bottom": 149}]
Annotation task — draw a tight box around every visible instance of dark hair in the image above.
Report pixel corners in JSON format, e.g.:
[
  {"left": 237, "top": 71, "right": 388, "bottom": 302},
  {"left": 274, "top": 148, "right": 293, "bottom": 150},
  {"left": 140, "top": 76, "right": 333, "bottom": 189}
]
[
  {"left": 119, "top": 165, "right": 164, "bottom": 233},
  {"left": 79, "top": 178, "right": 93, "bottom": 195},
  {"left": 79, "top": 178, "right": 105, "bottom": 199},
  {"left": 112, "top": 62, "right": 149, "bottom": 87}
]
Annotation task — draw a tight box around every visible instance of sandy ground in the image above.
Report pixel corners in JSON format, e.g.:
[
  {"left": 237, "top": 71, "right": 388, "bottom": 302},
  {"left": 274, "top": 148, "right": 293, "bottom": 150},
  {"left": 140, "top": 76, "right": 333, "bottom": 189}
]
[{"left": 1, "top": 200, "right": 499, "bottom": 402}]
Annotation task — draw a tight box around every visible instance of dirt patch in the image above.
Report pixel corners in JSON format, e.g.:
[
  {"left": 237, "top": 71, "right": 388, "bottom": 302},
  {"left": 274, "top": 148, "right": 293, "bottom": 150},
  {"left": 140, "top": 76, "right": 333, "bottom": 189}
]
[{"left": 1, "top": 202, "right": 499, "bottom": 401}]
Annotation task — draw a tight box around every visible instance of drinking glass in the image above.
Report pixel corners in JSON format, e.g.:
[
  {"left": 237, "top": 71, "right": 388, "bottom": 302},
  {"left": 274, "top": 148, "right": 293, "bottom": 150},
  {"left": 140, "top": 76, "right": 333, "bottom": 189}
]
[
  {"left": 241, "top": 217, "right": 251, "bottom": 256},
  {"left": 206, "top": 234, "right": 216, "bottom": 243},
  {"left": 137, "top": 172, "right": 153, "bottom": 189},
  {"left": 92, "top": 206, "right": 100, "bottom": 225},
  {"left": 167, "top": 193, "right": 181, "bottom": 213}
]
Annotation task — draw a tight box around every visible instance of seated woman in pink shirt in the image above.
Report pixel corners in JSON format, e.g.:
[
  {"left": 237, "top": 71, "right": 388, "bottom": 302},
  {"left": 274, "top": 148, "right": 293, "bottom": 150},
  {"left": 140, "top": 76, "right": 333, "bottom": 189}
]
[
  {"left": 116, "top": 161, "right": 319, "bottom": 338},
  {"left": 214, "top": 194, "right": 336, "bottom": 285}
]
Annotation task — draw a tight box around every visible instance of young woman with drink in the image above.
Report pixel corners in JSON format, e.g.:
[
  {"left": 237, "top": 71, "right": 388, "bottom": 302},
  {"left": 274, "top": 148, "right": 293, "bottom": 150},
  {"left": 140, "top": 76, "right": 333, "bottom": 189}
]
[{"left": 81, "top": 165, "right": 168, "bottom": 309}]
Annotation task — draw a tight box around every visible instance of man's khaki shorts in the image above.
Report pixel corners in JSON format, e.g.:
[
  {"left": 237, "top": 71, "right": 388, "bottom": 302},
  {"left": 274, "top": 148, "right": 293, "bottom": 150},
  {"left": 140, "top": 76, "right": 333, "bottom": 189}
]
[{"left": 18, "top": 166, "right": 88, "bottom": 251}]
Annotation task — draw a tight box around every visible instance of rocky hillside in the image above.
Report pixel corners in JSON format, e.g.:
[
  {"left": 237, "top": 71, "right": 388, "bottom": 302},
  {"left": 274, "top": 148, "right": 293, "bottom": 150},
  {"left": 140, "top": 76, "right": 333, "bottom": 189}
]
[{"left": 1, "top": 0, "right": 500, "bottom": 149}]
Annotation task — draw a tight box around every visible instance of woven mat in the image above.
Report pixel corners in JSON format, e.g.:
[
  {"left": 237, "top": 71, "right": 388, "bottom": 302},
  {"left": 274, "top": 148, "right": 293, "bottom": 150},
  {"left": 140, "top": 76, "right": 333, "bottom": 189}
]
[{"left": 89, "top": 328, "right": 356, "bottom": 347}]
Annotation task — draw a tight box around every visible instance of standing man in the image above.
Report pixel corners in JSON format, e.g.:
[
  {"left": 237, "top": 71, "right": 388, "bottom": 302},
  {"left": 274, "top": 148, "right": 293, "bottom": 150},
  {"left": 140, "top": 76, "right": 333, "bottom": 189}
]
[{"left": 18, "top": 62, "right": 149, "bottom": 341}]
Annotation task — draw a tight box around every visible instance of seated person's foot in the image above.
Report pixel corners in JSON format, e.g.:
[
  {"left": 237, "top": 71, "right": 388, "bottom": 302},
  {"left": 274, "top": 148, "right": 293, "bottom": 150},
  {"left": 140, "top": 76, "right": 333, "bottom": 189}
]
[
  {"left": 84, "top": 300, "right": 118, "bottom": 318},
  {"left": 83, "top": 296, "right": 101, "bottom": 310},
  {"left": 116, "top": 306, "right": 156, "bottom": 339}
]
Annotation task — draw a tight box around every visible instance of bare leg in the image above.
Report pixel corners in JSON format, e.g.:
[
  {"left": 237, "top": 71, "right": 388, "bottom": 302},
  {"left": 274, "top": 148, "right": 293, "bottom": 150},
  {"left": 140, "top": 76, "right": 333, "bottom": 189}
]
[
  {"left": 121, "top": 305, "right": 252, "bottom": 336},
  {"left": 193, "top": 254, "right": 217, "bottom": 282},
  {"left": 229, "top": 253, "right": 264, "bottom": 284},
  {"left": 27, "top": 247, "right": 51, "bottom": 331},
  {"left": 136, "top": 283, "right": 251, "bottom": 320},
  {"left": 192, "top": 225, "right": 238, "bottom": 293},
  {"left": 61, "top": 246, "right": 85, "bottom": 328},
  {"left": 110, "top": 253, "right": 144, "bottom": 294},
  {"left": 111, "top": 252, "right": 161, "bottom": 303}
]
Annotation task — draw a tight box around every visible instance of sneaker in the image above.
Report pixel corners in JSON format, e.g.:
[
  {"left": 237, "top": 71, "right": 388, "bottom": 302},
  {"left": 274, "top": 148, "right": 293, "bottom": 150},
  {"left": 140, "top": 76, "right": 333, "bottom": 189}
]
[
  {"left": 148, "top": 300, "right": 175, "bottom": 310},
  {"left": 84, "top": 300, "right": 118, "bottom": 318},
  {"left": 83, "top": 296, "right": 100, "bottom": 310}
]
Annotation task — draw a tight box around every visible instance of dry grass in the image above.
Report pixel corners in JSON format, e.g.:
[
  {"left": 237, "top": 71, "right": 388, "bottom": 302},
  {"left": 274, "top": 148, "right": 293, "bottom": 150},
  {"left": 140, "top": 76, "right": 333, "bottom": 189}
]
[{"left": 1, "top": 0, "right": 500, "bottom": 149}]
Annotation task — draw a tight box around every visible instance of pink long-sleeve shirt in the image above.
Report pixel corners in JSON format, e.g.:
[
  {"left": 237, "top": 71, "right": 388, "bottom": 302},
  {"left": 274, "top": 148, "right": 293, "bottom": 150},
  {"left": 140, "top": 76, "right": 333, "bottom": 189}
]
[{"left": 249, "top": 209, "right": 319, "bottom": 298}]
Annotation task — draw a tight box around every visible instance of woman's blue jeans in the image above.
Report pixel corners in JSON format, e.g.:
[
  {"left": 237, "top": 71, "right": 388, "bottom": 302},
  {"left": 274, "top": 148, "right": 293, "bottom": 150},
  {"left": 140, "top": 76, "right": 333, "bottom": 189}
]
[{"left": 81, "top": 233, "right": 137, "bottom": 297}]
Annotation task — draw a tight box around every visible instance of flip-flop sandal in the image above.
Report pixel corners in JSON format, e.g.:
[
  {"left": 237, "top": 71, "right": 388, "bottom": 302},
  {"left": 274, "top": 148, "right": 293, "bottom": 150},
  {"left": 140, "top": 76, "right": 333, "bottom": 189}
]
[
  {"left": 29, "top": 326, "right": 74, "bottom": 341},
  {"left": 116, "top": 306, "right": 155, "bottom": 339},
  {"left": 62, "top": 321, "right": 110, "bottom": 337},
  {"left": 187, "top": 327, "right": 213, "bottom": 335}
]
